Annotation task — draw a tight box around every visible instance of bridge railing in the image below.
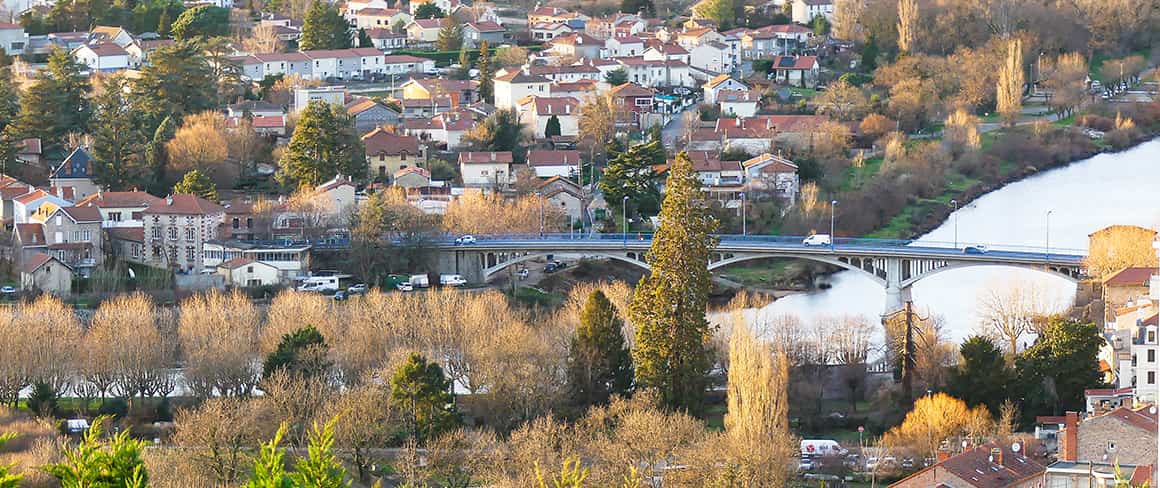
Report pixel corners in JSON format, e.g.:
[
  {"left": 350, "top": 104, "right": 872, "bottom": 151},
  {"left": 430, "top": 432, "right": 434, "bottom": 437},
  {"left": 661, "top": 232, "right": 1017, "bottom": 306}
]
[{"left": 438, "top": 233, "right": 1087, "bottom": 256}]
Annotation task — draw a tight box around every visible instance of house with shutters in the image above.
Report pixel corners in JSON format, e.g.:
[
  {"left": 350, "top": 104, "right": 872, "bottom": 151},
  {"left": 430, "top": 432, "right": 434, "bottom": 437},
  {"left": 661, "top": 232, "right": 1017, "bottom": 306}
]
[
  {"left": 605, "top": 35, "right": 645, "bottom": 57},
  {"left": 1057, "top": 408, "right": 1158, "bottom": 468},
  {"left": 73, "top": 191, "right": 163, "bottom": 228},
  {"left": 689, "top": 41, "right": 737, "bottom": 75},
  {"left": 546, "top": 32, "right": 605, "bottom": 60},
  {"left": 538, "top": 176, "right": 586, "bottom": 223},
  {"left": 362, "top": 128, "right": 421, "bottom": 182},
  {"left": 717, "top": 89, "right": 758, "bottom": 117},
  {"left": 142, "top": 194, "right": 226, "bottom": 273},
  {"left": 383, "top": 54, "right": 435, "bottom": 75},
  {"left": 12, "top": 189, "right": 73, "bottom": 224},
  {"left": 366, "top": 28, "right": 407, "bottom": 50},
  {"left": 49, "top": 147, "right": 100, "bottom": 201},
  {"left": 401, "top": 78, "right": 480, "bottom": 107},
  {"left": 791, "top": 0, "right": 834, "bottom": 24},
  {"left": 531, "top": 21, "right": 574, "bottom": 41},
  {"left": 517, "top": 96, "right": 580, "bottom": 139},
  {"left": 607, "top": 82, "right": 655, "bottom": 128},
  {"left": 459, "top": 151, "right": 515, "bottom": 188},
  {"left": 217, "top": 257, "right": 281, "bottom": 287}
]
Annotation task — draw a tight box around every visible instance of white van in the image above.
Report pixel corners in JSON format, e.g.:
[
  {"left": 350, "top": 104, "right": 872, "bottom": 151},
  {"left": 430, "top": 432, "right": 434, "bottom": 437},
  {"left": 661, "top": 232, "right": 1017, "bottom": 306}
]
[
  {"left": 439, "top": 274, "right": 466, "bottom": 287},
  {"left": 297, "top": 276, "right": 340, "bottom": 292},
  {"left": 801, "top": 439, "right": 847, "bottom": 457},
  {"left": 802, "top": 234, "right": 832, "bottom": 246}
]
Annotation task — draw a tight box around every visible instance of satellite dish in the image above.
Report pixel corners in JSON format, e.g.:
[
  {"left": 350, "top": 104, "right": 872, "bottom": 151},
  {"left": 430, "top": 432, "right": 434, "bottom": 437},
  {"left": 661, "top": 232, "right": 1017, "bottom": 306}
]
[
  {"left": 1011, "top": 443, "right": 1021, "bottom": 453},
  {"left": 1150, "top": 406, "right": 1157, "bottom": 415}
]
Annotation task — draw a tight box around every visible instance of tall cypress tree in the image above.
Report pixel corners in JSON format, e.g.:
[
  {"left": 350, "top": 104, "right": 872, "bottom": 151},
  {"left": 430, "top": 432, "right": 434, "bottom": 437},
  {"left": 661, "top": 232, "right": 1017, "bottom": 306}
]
[
  {"left": 476, "top": 40, "right": 494, "bottom": 103},
  {"left": 568, "top": 290, "right": 633, "bottom": 408},
  {"left": 629, "top": 151, "right": 718, "bottom": 414},
  {"left": 545, "top": 115, "right": 562, "bottom": 138}
]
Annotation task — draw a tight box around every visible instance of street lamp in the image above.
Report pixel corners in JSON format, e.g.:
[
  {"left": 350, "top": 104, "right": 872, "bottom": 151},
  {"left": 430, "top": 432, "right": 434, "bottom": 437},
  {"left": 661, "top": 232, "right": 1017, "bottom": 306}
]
[
  {"left": 830, "top": 200, "right": 838, "bottom": 251},
  {"left": 622, "top": 195, "right": 630, "bottom": 247},
  {"left": 535, "top": 192, "right": 544, "bottom": 238},
  {"left": 740, "top": 192, "right": 747, "bottom": 236},
  {"left": 1045, "top": 209, "right": 1053, "bottom": 261},
  {"left": 950, "top": 199, "right": 958, "bottom": 248}
]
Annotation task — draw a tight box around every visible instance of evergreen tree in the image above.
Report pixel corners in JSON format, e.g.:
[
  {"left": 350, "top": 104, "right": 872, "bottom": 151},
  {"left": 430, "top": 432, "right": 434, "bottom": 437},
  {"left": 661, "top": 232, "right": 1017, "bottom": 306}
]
[
  {"left": 300, "top": 0, "right": 352, "bottom": 50},
  {"left": 357, "top": 27, "right": 372, "bottom": 47},
  {"left": 0, "top": 68, "right": 20, "bottom": 175},
  {"left": 262, "top": 326, "right": 331, "bottom": 380},
  {"left": 43, "top": 418, "right": 149, "bottom": 488},
  {"left": 629, "top": 151, "right": 718, "bottom": 414},
  {"left": 1015, "top": 318, "right": 1104, "bottom": 421},
  {"left": 861, "top": 34, "right": 878, "bottom": 71},
  {"left": 568, "top": 290, "right": 633, "bottom": 408},
  {"left": 436, "top": 16, "right": 463, "bottom": 51},
  {"left": 246, "top": 420, "right": 351, "bottom": 488},
  {"left": 90, "top": 74, "right": 150, "bottom": 191},
  {"left": 170, "top": 5, "right": 229, "bottom": 40},
  {"left": 461, "top": 108, "right": 526, "bottom": 161},
  {"left": 598, "top": 139, "right": 664, "bottom": 210},
  {"left": 545, "top": 114, "right": 562, "bottom": 139},
  {"left": 692, "top": 0, "right": 735, "bottom": 29},
  {"left": 413, "top": 2, "right": 444, "bottom": 19},
  {"left": 390, "top": 353, "right": 459, "bottom": 442},
  {"left": 0, "top": 433, "right": 21, "bottom": 487},
  {"left": 476, "top": 40, "right": 494, "bottom": 103},
  {"left": 172, "top": 169, "right": 218, "bottom": 201},
  {"left": 604, "top": 67, "right": 629, "bottom": 85},
  {"left": 620, "top": 0, "right": 655, "bottom": 17},
  {"left": 277, "top": 100, "right": 365, "bottom": 189},
  {"left": 145, "top": 115, "right": 176, "bottom": 194},
  {"left": 947, "top": 336, "right": 1013, "bottom": 415},
  {"left": 11, "top": 47, "right": 90, "bottom": 147},
  {"left": 132, "top": 41, "right": 217, "bottom": 127}
]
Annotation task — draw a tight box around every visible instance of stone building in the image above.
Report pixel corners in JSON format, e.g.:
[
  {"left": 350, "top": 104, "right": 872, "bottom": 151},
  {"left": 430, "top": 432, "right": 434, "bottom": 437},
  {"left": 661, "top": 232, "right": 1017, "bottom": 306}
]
[{"left": 142, "top": 194, "right": 225, "bottom": 274}]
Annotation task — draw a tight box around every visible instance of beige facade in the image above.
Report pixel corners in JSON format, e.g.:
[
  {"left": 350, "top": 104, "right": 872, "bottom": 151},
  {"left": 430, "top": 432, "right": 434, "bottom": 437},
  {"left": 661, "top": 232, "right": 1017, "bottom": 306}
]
[
  {"left": 21, "top": 253, "right": 73, "bottom": 295},
  {"left": 1074, "top": 413, "right": 1157, "bottom": 465},
  {"left": 218, "top": 258, "right": 282, "bottom": 287},
  {"left": 142, "top": 195, "right": 225, "bottom": 273}
]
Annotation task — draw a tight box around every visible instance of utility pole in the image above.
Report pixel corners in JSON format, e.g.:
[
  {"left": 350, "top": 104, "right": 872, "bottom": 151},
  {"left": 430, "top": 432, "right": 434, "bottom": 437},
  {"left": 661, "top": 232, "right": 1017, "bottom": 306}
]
[{"left": 901, "top": 300, "right": 916, "bottom": 406}]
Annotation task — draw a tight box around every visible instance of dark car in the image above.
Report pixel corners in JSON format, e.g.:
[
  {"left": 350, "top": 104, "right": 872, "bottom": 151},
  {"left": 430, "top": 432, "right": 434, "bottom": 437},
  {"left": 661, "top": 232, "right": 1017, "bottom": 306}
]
[
  {"left": 544, "top": 262, "right": 559, "bottom": 273},
  {"left": 962, "top": 245, "right": 989, "bottom": 255},
  {"left": 332, "top": 291, "right": 347, "bottom": 301}
]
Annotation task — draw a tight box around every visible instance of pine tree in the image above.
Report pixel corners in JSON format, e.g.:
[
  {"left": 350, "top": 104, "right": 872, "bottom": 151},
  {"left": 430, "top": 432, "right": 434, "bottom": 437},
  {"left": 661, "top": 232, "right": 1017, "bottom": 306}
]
[
  {"left": 413, "top": 2, "right": 444, "bottom": 19},
  {"left": 301, "top": 0, "right": 352, "bottom": 50},
  {"left": 277, "top": 100, "right": 365, "bottom": 189},
  {"left": 620, "top": 0, "right": 655, "bottom": 17},
  {"left": 11, "top": 47, "right": 90, "bottom": 147},
  {"left": 568, "top": 290, "right": 633, "bottom": 408},
  {"left": 173, "top": 169, "right": 218, "bottom": 200},
  {"left": 132, "top": 41, "right": 216, "bottom": 128},
  {"left": 261, "top": 325, "right": 331, "bottom": 380},
  {"left": 390, "top": 353, "right": 459, "bottom": 441},
  {"left": 629, "top": 151, "right": 718, "bottom": 414},
  {"left": 146, "top": 115, "right": 176, "bottom": 194},
  {"left": 545, "top": 115, "right": 562, "bottom": 138},
  {"left": 170, "top": 5, "right": 229, "bottom": 40},
  {"left": 476, "top": 40, "right": 494, "bottom": 103},
  {"left": 436, "top": 16, "right": 463, "bottom": 51},
  {"left": 604, "top": 67, "right": 629, "bottom": 85},
  {"left": 43, "top": 418, "right": 149, "bottom": 488},
  {"left": 860, "top": 34, "right": 878, "bottom": 71},
  {"left": 357, "top": 27, "right": 372, "bottom": 47},
  {"left": 90, "top": 74, "right": 149, "bottom": 191}
]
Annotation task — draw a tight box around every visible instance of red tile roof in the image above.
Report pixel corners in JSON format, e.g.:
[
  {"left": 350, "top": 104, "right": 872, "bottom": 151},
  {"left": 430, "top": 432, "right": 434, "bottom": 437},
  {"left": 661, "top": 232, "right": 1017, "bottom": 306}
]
[
  {"left": 59, "top": 205, "right": 102, "bottom": 223},
  {"left": 76, "top": 191, "right": 164, "bottom": 208},
  {"left": 770, "top": 55, "right": 818, "bottom": 70},
  {"left": 609, "top": 82, "right": 653, "bottom": 98},
  {"left": 220, "top": 257, "right": 256, "bottom": 269},
  {"left": 82, "top": 42, "right": 128, "bottom": 56},
  {"left": 1094, "top": 406, "right": 1158, "bottom": 432},
  {"left": 519, "top": 96, "right": 580, "bottom": 115},
  {"left": 143, "top": 194, "right": 225, "bottom": 216},
  {"left": 22, "top": 252, "right": 62, "bottom": 274},
  {"left": 890, "top": 442, "right": 1045, "bottom": 488},
  {"left": 362, "top": 128, "right": 420, "bottom": 155},
  {"left": 15, "top": 223, "right": 45, "bottom": 246},
  {"left": 527, "top": 150, "right": 581, "bottom": 166},
  {"left": 383, "top": 54, "right": 430, "bottom": 64},
  {"left": 410, "top": 19, "right": 442, "bottom": 29},
  {"left": 459, "top": 151, "right": 513, "bottom": 164},
  {"left": 1104, "top": 267, "right": 1158, "bottom": 286},
  {"left": 466, "top": 21, "right": 504, "bottom": 32}
]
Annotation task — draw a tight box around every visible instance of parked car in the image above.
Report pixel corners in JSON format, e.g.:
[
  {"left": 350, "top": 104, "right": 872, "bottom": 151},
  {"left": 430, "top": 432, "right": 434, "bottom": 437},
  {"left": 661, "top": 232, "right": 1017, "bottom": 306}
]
[
  {"left": 901, "top": 457, "right": 915, "bottom": 469},
  {"left": 962, "top": 245, "right": 989, "bottom": 254},
  {"left": 799, "top": 457, "right": 816, "bottom": 471},
  {"left": 347, "top": 283, "right": 368, "bottom": 294},
  {"left": 802, "top": 234, "right": 832, "bottom": 246},
  {"left": 396, "top": 282, "right": 414, "bottom": 292},
  {"left": 516, "top": 268, "right": 529, "bottom": 280},
  {"left": 0, "top": 286, "right": 15, "bottom": 295},
  {"left": 544, "top": 262, "right": 560, "bottom": 273},
  {"left": 332, "top": 291, "right": 347, "bottom": 301},
  {"left": 455, "top": 235, "right": 477, "bottom": 245}
]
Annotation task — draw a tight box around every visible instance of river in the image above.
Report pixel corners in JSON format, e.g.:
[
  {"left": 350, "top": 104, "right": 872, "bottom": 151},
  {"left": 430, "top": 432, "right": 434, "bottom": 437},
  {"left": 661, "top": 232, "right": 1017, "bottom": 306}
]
[{"left": 748, "top": 138, "right": 1160, "bottom": 344}]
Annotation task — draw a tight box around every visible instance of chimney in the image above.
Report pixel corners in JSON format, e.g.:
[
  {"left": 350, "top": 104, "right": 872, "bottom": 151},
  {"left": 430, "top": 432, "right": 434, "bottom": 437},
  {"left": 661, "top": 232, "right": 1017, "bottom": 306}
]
[
  {"left": 490, "top": 152, "right": 495, "bottom": 161},
  {"left": 1061, "top": 411, "right": 1079, "bottom": 462},
  {"left": 166, "top": 195, "right": 173, "bottom": 206},
  {"left": 55, "top": 187, "right": 62, "bottom": 198},
  {"left": 565, "top": 103, "right": 571, "bottom": 114},
  {"left": 936, "top": 449, "right": 951, "bottom": 463},
  {"left": 990, "top": 447, "right": 1003, "bottom": 466}
]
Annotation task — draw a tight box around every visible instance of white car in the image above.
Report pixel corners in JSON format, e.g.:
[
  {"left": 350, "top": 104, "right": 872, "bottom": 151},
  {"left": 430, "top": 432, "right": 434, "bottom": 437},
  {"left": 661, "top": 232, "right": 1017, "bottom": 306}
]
[
  {"left": 396, "top": 282, "right": 414, "bottom": 292},
  {"left": 0, "top": 286, "right": 14, "bottom": 295},
  {"left": 802, "top": 234, "right": 832, "bottom": 246},
  {"left": 347, "top": 283, "right": 368, "bottom": 294},
  {"left": 455, "top": 235, "right": 477, "bottom": 245}
]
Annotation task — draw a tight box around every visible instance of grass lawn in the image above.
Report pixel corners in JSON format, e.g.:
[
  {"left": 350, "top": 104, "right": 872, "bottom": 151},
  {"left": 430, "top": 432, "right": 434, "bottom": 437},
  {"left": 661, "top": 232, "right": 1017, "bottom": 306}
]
[
  {"left": 864, "top": 171, "right": 980, "bottom": 239},
  {"left": 789, "top": 87, "right": 818, "bottom": 98},
  {"left": 716, "top": 259, "right": 790, "bottom": 287},
  {"left": 841, "top": 156, "right": 884, "bottom": 192}
]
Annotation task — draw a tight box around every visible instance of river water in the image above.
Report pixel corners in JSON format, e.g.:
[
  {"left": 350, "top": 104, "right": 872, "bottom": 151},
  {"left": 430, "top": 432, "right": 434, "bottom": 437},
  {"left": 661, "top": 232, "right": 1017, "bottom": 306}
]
[{"left": 748, "top": 138, "right": 1160, "bottom": 343}]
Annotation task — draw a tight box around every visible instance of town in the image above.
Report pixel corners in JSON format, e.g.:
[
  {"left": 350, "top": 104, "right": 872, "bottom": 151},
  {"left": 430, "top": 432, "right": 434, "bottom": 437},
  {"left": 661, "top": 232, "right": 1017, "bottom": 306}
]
[{"left": 0, "top": 0, "right": 1156, "bottom": 485}]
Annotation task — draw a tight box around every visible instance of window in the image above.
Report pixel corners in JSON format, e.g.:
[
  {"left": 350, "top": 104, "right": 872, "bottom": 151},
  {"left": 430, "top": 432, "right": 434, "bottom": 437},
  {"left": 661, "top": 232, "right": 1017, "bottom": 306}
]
[
  {"left": 1149, "top": 371, "right": 1155, "bottom": 385},
  {"left": 167, "top": 227, "right": 177, "bottom": 240},
  {"left": 1150, "top": 349, "right": 1155, "bottom": 362},
  {"left": 82, "top": 230, "right": 91, "bottom": 241},
  {"left": 247, "top": 266, "right": 254, "bottom": 273},
  {"left": 1150, "top": 330, "right": 1156, "bottom": 343},
  {"left": 232, "top": 218, "right": 240, "bottom": 229},
  {"left": 55, "top": 215, "right": 61, "bottom": 225},
  {"left": 185, "top": 228, "right": 195, "bottom": 242},
  {"left": 110, "top": 212, "right": 122, "bottom": 222},
  {"left": 186, "top": 246, "right": 195, "bottom": 260},
  {"left": 246, "top": 218, "right": 253, "bottom": 228},
  {"left": 401, "top": 152, "right": 407, "bottom": 160},
  {"left": 152, "top": 227, "right": 161, "bottom": 240}
]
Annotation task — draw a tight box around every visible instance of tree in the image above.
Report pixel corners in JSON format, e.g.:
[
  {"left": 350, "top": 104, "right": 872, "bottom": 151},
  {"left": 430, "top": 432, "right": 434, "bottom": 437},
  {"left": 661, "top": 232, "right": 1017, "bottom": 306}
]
[
  {"left": 692, "top": 0, "right": 735, "bottom": 29},
  {"left": 948, "top": 336, "right": 1012, "bottom": 415},
  {"left": 942, "top": 108, "right": 980, "bottom": 157},
  {"left": 545, "top": 115, "right": 562, "bottom": 139},
  {"left": 477, "top": 40, "right": 494, "bottom": 103},
  {"left": 832, "top": 0, "right": 864, "bottom": 41},
  {"left": 996, "top": 37, "right": 1023, "bottom": 127},
  {"left": 722, "top": 324, "right": 795, "bottom": 486},
  {"left": 277, "top": 100, "right": 365, "bottom": 189},
  {"left": 170, "top": 5, "right": 228, "bottom": 40},
  {"left": 178, "top": 291, "right": 262, "bottom": 398},
  {"left": 436, "top": 16, "right": 463, "bottom": 51},
  {"left": 567, "top": 291, "right": 633, "bottom": 409},
  {"left": 0, "top": 433, "right": 21, "bottom": 487},
  {"left": 44, "top": 417, "right": 149, "bottom": 488},
  {"left": 173, "top": 170, "right": 218, "bottom": 201},
  {"left": 977, "top": 278, "right": 1063, "bottom": 357},
  {"left": 413, "top": 2, "right": 444, "bottom": 19},
  {"left": 861, "top": 34, "right": 879, "bottom": 71},
  {"left": 629, "top": 152, "right": 718, "bottom": 414},
  {"left": 11, "top": 47, "right": 90, "bottom": 146},
  {"left": 456, "top": 49, "right": 471, "bottom": 80},
  {"left": 577, "top": 94, "right": 617, "bottom": 160},
  {"left": 323, "top": 385, "right": 403, "bottom": 482},
  {"left": 145, "top": 115, "right": 176, "bottom": 195},
  {"left": 883, "top": 393, "right": 991, "bottom": 458},
  {"left": 246, "top": 419, "right": 351, "bottom": 488},
  {"left": 859, "top": 113, "right": 895, "bottom": 139},
  {"left": 604, "top": 67, "right": 629, "bottom": 86},
  {"left": 896, "top": 0, "right": 917, "bottom": 54},
  {"left": 811, "top": 14, "right": 831, "bottom": 35},
  {"left": 462, "top": 108, "right": 527, "bottom": 161},
  {"left": 357, "top": 27, "right": 372, "bottom": 47},
  {"left": 1085, "top": 225, "right": 1158, "bottom": 279},
  {"left": 300, "top": 0, "right": 352, "bottom": 50},
  {"left": 814, "top": 79, "right": 869, "bottom": 121},
  {"left": 391, "top": 353, "right": 459, "bottom": 442},
  {"left": 164, "top": 111, "right": 230, "bottom": 185},
  {"left": 83, "top": 294, "right": 173, "bottom": 413},
  {"left": 493, "top": 45, "right": 529, "bottom": 67},
  {"left": 90, "top": 74, "right": 150, "bottom": 191},
  {"left": 262, "top": 326, "right": 332, "bottom": 380},
  {"left": 599, "top": 140, "right": 662, "bottom": 215},
  {"left": 245, "top": 23, "right": 283, "bottom": 53},
  {"left": 620, "top": 0, "right": 655, "bottom": 17},
  {"left": 1046, "top": 53, "right": 1087, "bottom": 119},
  {"left": 1015, "top": 318, "right": 1104, "bottom": 419},
  {"left": 173, "top": 398, "right": 271, "bottom": 485},
  {"left": 133, "top": 41, "right": 217, "bottom": 127},
  {"left": 348, "top": 189, "right": 439, "bottom": 285}
]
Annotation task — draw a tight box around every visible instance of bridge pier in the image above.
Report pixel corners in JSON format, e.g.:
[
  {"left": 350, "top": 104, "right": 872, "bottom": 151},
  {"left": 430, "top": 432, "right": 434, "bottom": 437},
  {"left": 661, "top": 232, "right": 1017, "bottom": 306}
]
[
  {"left": 883, "top": 257, "right": 913, "bottom": 318},
  {"left": 435, "top": 250, "right": 484, "bottom": 284}
]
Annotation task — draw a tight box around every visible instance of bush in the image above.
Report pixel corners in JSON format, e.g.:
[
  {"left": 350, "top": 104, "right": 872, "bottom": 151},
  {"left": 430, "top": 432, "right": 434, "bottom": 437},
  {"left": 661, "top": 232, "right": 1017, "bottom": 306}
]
[
  {"left": 98, "top": 398, "right": 129, "bottom": 418},
  {"left": 839, "top": 72, "right": 873, "bottom": 87},
  {"left": 1077, "top": 114, "right": 1115, "bottom": 131},
  {"left": 26, "top": 382, "right": 57, "bottom": 418},
  {"left": 1104, "top": 128, "right": 1141, "bottom": 150}
]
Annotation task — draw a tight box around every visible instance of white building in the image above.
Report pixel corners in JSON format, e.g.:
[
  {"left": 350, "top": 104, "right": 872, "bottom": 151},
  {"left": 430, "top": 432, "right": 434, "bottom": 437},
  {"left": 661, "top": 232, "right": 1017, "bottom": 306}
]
[
  {"left": 72, "top": 43, "right": 130, "bottom": 72},
  {"left": 718, "top": 89, "right": 758, "bottom": 117},
  {"left": 526, "top": 150, "right": 581, "bottom": 178},
  {"left": 0, "top": 23, "right": 27, "bottom": 55},
  {"left": 293, "top": 86, "right": 347, "bottom": 112},
  {"left": 206, "top": 242, "right": 312, "bottom": 284},
  {"left": 702, "top": 74, "right": 748, "bottom": 103},
  {"left": 792, "top": 0, "right": 834, "bottom": 24},
  {"left": 517, "top": 96, "right": 580, "bottom": 139},
  {"left": 493, "top": 68, "right": 551, "bottom": 110},
  {"left": 459, "top": 151, "right": 515, "bottom": 188}
]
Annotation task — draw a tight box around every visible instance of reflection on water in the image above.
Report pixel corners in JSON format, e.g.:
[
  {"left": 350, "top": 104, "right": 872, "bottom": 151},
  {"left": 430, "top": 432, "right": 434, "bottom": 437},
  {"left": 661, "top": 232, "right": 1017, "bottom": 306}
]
[{"left": 750, "top": 139, "right": 1160, "bottom": 343}]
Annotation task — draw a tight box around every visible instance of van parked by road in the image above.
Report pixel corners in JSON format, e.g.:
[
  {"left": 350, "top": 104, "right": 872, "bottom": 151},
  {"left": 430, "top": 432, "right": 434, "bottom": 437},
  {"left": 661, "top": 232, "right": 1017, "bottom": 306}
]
[
  {"left": 440, "top": 274, "right": 466, "bottom": 287},
  {"left": 298, "top": 275, "right": 341, "bottom": 292},
  {"left": 801, "top": 439, "right": 847, "bottom": 457},
  {"left": 410, "top": 274, "right": 430, "bottom": 288}
]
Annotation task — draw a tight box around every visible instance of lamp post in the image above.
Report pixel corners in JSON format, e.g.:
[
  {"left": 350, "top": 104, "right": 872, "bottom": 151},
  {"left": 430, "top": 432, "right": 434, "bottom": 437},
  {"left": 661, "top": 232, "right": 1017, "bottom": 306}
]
[
  {"left": 950, "top": 199, "right": 958, "bottom": 248},
  {"left": 1045, "top": 209, "right": 1053, "bottom": 261},
  {"left": 622, "top": 195, "right": 629, "bottom": 247},
  {"left": 830, "top": 200, "right": 838, "bottom": 251},
  {"left": 740, "top": 192, "right": 747, "bottom": 236},
  {"left": 535, "top": 192, "right": 544, "bottom": 238}
]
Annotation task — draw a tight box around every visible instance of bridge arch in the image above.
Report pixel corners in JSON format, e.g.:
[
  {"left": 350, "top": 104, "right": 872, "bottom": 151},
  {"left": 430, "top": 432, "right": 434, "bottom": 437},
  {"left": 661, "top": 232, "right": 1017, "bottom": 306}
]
[
  {"left": 482, "top": 252, "right": 652, "bottom": 280},
  {"left": 707, "top": 253, "right": 888, "bottom": 286},
  {"left": 899, "top": 262, "right": 1081, "bottom": 289}
]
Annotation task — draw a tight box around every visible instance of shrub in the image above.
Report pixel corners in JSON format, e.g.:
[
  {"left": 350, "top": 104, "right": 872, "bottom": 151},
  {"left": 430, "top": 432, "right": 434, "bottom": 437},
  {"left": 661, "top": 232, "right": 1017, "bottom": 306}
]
[{"left": 26, "top": 382, "right": 57, "bottom": 418}]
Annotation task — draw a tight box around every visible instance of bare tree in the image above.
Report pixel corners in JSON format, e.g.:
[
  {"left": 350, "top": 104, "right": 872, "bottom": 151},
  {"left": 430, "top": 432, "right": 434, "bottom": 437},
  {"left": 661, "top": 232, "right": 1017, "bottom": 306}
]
[
  {"left": 243, "top": 23, "right": 282, "bottom": 54},
  {"left": 977, "top": 278, "right": 1065, "bottom": 357},
  {"left": 996, "top": 38, "right": 1024, "bottom": 127},
  {"left": 320, "top": 385, "right": 403, "bottom": 482},
  {"left": 178, "top": 291, "right": 262, "bottom": 398},
  {"left": 171, "top": 398, "right": 274, "bottom": 485},
  {"left": 896, "top": 0, "right": 919, "bottom": 54},
  {"left": 19, "top": 296, "right": 82, "bottom": 398}
]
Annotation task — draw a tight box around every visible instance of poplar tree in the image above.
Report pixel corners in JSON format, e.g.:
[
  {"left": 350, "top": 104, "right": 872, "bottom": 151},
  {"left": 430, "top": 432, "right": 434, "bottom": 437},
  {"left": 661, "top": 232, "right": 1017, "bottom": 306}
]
[
  {"left": 996, "top": 38, "right": 1024, "bottom": 127},
  {"left": 629, "top": 151, "right": 718, "bottom": 414},
  {"left": 567, "top": 290, "right": 633, "bottom": 408}
]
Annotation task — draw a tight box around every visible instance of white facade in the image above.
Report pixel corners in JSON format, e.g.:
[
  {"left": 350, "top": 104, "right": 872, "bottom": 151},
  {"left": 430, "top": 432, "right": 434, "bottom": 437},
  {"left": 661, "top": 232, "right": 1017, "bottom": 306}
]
[
  {"left": 689, "top": 42, "right": 737, "bottom": 74},
  {"left": 494, "top": 74, "right": 551, "bottom": 109},
  {"left": 73, "top": 45, "right": 130, "bottom": 72},
  {"left": 460, "top": 162, "right": 514, "bottom": 187},
  {"left": 293, "top": 87, "right": 347, "bottom": 111},
  {"left": 605, "top": 36, "right": 644, "bottom": 57},
  {"left": 205, "top": 243, "right": 311, "bottom": 282},
  {"left": 0, "top": 25, "right": 27, "bottom": 55},
  {"left": 792, "top": 0, "right": 834, "bottom": 24}
]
